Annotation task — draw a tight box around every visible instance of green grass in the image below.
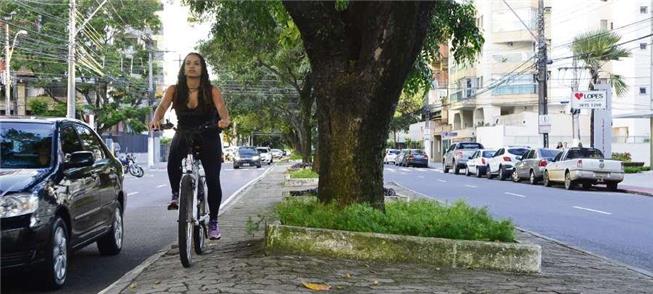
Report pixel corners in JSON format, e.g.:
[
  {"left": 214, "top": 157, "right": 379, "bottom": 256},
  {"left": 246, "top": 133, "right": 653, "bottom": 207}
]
[
  {"left": 289, "top": 168, "right": 319, "bottom": 178},
  {"left": 289, "top": 153, "right": 303, "bottom": 160},
  {"left": 625, "top": 166, "right": 651, "bottom": 173},
  {"left": 276, "top": 197, "right": 515, "bottom": 242}
]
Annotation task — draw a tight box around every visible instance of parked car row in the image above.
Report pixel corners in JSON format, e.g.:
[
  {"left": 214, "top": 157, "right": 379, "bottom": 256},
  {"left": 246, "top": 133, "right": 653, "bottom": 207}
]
[
  {"left": 443, "top": 142, "right": 625, "bottom": 191},
  {"left": 385, "top": 149, "right": 429, "bottom": 167},
  {"left": 228, "top": 146, "right": 290, "bottom": 169}
]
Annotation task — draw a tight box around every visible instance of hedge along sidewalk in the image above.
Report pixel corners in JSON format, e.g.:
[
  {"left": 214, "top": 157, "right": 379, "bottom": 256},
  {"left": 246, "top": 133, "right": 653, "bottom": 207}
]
[{"left": 284, "top": 168, "right": 319, "bottom": 187}]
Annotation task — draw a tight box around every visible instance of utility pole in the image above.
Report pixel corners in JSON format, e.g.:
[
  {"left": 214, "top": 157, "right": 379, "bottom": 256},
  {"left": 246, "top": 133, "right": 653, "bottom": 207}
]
[
  {"left": 571, "top": 57, "right": 581, "bottom": 145},
  {"left": 147, "top": 34, "right": 155, "bottom": 168},
  {"left": 650, "top": 0, "right": 653, "bottom": 167},
  {"left": 537, "top": 0, "right": 548, "bottom": 148},
  {"left": 66, "top": 0, "right": 76, "bottom": 119},
  {"left": 4, "top": 18, "right": 11, "bottom": 115}
]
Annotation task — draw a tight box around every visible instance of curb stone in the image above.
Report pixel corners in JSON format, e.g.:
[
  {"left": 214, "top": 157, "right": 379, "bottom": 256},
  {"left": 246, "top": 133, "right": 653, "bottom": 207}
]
[
  {"left": 387, "top": 180, "right": 653, "bottom": 278},
  {"left": 97, "top": 165, "right": 273, "bottom": 294}
]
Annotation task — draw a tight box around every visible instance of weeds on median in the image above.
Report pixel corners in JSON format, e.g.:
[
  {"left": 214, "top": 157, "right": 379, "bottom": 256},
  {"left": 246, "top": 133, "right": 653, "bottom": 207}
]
[
  {"left": 289, "top": 168, "right": 319, "bottom": 179},
  {"left": 275, "top": 197, "right": 515, "bottom": 242}
]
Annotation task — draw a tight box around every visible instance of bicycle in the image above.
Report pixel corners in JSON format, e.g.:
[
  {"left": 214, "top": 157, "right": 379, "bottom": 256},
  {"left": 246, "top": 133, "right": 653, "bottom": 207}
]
[{"left": 160, "top": 121, "right": 219, "bottom": 267}]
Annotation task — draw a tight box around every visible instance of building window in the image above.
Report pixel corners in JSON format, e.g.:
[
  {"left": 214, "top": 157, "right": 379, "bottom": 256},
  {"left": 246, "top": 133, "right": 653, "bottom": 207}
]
[
  {"left": 640, "top": 87, "right": 647, "bottom": 95},
  {"left": 641, "top": 6, "right": 648, "bottom": 14},
  {"left": 641, "top": 43, "right": 648, "bottom": 49}
]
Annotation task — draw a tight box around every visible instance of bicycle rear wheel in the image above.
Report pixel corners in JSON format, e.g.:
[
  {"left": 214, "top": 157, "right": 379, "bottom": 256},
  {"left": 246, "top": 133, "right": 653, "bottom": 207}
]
[{"left": 178, "top": 175, "right": 194, "bottom": 267}]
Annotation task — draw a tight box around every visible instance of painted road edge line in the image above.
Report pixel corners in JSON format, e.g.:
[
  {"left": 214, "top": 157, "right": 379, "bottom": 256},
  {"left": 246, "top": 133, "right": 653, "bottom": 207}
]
[
  {"left": 98, "top": 165, "right": 274, "bottom": 294},
  {"left": 437, "top": 179, "right": 447, "bottom": 183},
  {"left": 504, "top": 192, "right": 526, "bottom": 198},
  {"left": 387, "top": 181, "right": 444, "bottom": 204},
  {"left": 127, "top": 192, "right": 139, "bottom": 196},
  {"left": 465, "top": 184, "right": 477, "bottom": 188},
  {"left": 572, "top": 206, "right": 612, "bottom": 215}
]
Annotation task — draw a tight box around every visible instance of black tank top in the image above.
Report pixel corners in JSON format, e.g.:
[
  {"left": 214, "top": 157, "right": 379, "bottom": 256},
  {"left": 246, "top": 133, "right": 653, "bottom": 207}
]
[{"left": 174, "top": 87, "right": 220, "bottom": 130}]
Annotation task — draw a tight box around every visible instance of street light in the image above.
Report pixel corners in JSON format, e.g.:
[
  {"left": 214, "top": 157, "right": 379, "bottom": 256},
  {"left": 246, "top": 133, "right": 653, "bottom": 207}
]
[{"left": 4, "top": 11, "right": 27, "bottom": 115}]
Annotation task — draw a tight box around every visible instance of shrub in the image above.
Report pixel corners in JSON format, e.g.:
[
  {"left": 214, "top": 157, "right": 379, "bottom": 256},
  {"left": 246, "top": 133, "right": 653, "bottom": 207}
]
[
  {"left": 624, "top": 166, "right": 650, "bottom": 173},
  {"left": 289, "top": 168, "right": 319, "bottom": 178},
  {"left": 275, "top": 197, "right": 515, "bottom": 242},
  {"left": 612, "top": 152, "right": 632, "bottom": 162}
]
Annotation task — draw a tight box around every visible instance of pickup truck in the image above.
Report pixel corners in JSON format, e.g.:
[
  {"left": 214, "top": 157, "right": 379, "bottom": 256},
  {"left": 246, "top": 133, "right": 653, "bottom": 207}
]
[
  {"left": 443, "top": 142, "right": 484, "bottom": 174},
  {"left": 543, "top": 147, "right": 624, "bottom": 190}
]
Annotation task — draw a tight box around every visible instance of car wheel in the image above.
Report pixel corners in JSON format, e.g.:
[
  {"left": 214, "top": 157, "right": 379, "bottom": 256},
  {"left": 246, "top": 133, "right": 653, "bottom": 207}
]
[
  {"left": 487, "top": 167, "right": 494, "bottom": 179},
  {"left": 529, "top": 170, "right": 538, "bottom": 185},
  {"left": 582, "top": 183, "right": 592, "bottom": 190},
  {"left": 97, "top": 203, "right": 124, "bottom": 255},
  {"left": 465, "top": 167, "right": 471, "bottom": 176},
  {"left": 443, "top": 162, "right": 449, "bottom": 173},
  {"left": 606, "top": 182, "right": 618, "bottom": 191},
  {"left": 543, "top": 171, "right": 551, "bottom": 187},
  {"left": 511, "top": 170, "right": 520, "bottom": 182},
  {"left": 453, "top": 162, "right": 459, "bottom": 175},
  {"left": 498, "top": 166, "right": 506, "bottom": 181},
  {"left": 234, "top": 164, "right": 240, "bottom": 169},
  {"left": 256, "top": 164, "right": 261, "bottom": 168},
  {"left": 564, "top": 171, "right": 576, "bottom": 190},
  {"left": 39, "top": 217, "right": 68, "bottom": 290},
  {"left": 476, "top": 167, "right": 482, "bottom": 178}
]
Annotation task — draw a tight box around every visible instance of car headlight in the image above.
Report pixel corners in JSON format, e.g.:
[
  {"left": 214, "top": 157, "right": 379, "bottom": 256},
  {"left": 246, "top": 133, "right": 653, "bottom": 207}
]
[
  {"left": 252, "top": 156, "right": 260, "bottom": 160},
  {"left": 0, "top": 193, "right": 39, "bottom": 218}
]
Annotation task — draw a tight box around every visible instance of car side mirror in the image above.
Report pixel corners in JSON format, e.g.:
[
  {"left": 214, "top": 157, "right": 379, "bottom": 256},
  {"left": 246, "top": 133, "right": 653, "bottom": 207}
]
[
  {"left": 64, "top": 151, "right": 95, "bottom": 169},
  {"left": 516, "top": 156, "right": 522, "bottom": 160}
]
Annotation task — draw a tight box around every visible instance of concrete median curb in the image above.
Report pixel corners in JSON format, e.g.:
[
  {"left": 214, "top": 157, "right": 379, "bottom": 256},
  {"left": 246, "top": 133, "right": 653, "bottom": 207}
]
[
  {"left": 265, "top": 224, "right": 542, "bottom": 273},
  {"left": 284, "top": 174, "right": 319, "bottom": 187}
]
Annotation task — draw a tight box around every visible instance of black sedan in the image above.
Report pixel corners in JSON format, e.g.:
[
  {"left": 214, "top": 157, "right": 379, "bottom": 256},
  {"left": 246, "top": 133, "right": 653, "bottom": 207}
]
[
  {"left": 233, "top": 146, "right": 262, "bottom": 169},
  {"left": 0, "top": 118, "right": 125, "bottom": 290}
]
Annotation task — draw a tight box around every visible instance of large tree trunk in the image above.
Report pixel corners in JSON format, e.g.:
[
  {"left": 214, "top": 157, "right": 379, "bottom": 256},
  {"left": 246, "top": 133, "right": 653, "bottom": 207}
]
[
  {"left": 283, "top": 1, "right": 435, "bottom": 209},
  {"left": 299, "top": 72, "right": 314, "bottom": 163}
]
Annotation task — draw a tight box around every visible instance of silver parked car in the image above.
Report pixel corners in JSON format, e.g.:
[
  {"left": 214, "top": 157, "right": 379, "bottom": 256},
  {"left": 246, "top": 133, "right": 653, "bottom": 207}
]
[
  {"left": 443, "top": 142, "right": 484, "bottom": 174},
  {"left": 511, "top": 148, "right": 561, "bottom": 184}
]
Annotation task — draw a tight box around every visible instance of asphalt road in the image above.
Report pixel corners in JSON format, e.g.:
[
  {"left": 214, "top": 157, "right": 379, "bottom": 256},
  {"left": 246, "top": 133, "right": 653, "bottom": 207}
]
[
  {"left": 384, "top": 164, "right": 653, "bottom": 274},
  {"left": 1, "top": 162, "right": 270, "bottom": 293}
]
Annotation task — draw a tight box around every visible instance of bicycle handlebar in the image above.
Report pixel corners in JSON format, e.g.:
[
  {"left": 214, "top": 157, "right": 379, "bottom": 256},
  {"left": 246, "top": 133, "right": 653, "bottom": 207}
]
[{"left": 156, "top": 120, "right": 222, "bottom": 132}]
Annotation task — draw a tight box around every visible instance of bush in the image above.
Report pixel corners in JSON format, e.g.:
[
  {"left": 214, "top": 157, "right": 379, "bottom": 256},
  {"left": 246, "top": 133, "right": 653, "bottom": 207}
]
[
  {"left": 289, "top": 168, "right": 319, "bottom": 178},
  {"left": 289, "top": 152, "right": 303, "bottom": 160},
  {"left": 624, "top": 166, "right": 651, "bottom": 173},
  {"left": 612, "top": 152, "right": 632, "bottom": 162},
  {"left": 275, "top": 197, "right": 515, "bottom": 242}
]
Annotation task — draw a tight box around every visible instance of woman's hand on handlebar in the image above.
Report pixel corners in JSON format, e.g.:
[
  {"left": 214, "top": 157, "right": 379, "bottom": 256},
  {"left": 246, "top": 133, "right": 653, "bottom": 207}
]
[
  {"left": 218, "top": 118, "right": 231, "bottom": 129},
  {"left": 149, "top": 119, "right": 161, "bottom": 131}
]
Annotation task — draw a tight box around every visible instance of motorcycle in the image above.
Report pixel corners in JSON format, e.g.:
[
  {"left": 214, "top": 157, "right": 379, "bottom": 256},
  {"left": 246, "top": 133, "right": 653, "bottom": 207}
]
[{"left": 119, "top": 153, "right": 144, "bottom": 177}]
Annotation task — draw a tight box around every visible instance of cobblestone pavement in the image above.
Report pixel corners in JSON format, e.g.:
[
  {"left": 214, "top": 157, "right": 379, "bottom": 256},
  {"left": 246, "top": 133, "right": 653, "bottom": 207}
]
[{"left": 118, "top": 164, "right": 653, "bottom": 294}]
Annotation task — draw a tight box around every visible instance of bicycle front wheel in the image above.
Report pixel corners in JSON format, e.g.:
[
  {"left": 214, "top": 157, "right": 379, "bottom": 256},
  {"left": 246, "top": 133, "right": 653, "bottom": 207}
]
[{"left": 178, "top": 175, "right": 194, "bottom": 267}]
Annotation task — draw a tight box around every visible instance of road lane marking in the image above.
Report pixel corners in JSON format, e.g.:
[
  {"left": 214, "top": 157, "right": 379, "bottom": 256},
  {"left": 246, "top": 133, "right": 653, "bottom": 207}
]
[
  {"left": 127, "top": 192, "right": 139, "bottom": 196},
  {"left": 384, "top": 168, "right": 396, "bottom": 173},
  {"left": 465, "top": 184, "right": 477, "bottom": 188},
  {"left": 573, "top": 206, "right": 612, "bottom": 215},
  {"left": 437, "top": 179, "right": 447, "bottom": 183},
  {"left": 156, "top": 184, "right": 167, "bottom": 188},
  {"left": 400, "top": 168, "right": 410, "bottom": 172},
  {"left": 504, "top": 192, "right": 526, "bottom": 198}
]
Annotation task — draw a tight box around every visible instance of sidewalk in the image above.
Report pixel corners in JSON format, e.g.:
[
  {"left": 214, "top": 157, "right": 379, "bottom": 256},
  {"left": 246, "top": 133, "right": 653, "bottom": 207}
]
[
  {"left": 621, "top": 171, "right": 653, "bottom": 196},
  {"left": 108, "top": 163, "right": 652, "bottom": 293}
]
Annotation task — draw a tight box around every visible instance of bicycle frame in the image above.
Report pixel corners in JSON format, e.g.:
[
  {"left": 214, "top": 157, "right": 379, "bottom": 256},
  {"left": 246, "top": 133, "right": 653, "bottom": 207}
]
[{"left": 180, "top": 152, "right": 208, "bottom": 226}]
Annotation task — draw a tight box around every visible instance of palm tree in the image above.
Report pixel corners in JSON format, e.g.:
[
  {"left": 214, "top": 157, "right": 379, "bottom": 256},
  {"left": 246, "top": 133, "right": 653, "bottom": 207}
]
[{"left": 571, "top": 30, "right": 631, "bottom": 146}]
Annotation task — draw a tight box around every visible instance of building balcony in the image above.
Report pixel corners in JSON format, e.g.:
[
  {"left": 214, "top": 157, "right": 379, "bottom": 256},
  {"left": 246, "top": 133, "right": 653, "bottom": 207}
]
[{"left": 492, "top": 84, "right": 536, "bottom": 96}]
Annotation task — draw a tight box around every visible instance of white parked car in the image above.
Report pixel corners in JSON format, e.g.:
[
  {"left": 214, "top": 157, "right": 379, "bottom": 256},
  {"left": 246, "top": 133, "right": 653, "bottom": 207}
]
[
  {"left": 543, "top": 147, "right": 624, "bottom": 190},
  {"left": 465, "top": 149, "right": 497, "bottom": 177},
  {"left": 487, "top": 146, "right": 531, "bottom": 180},
  {"left": 384, "top": 149, "right": 400, "bottom": 164},
  {"left": 256, "top": 147, "right": 273, "bottom": 165},
  {"left": 270, "top": 149, "right": 284, "bottom": 159}
]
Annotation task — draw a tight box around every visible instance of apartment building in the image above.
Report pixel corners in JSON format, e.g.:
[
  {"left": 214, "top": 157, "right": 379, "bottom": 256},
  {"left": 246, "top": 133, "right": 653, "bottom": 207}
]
[{"left": 413, "top": 0, "right": 651, "bottom": 164}]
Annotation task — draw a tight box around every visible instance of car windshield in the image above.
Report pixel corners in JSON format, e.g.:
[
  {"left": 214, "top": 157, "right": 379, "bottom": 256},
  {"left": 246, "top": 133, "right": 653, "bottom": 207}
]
[
  {"left": 388, "top": 150, "right": 400, "bottom": 155},
  {"left": 566, "top": 148, "right": 604, "bottom": 159},
  {"left": 239, "top": 149, "right": 257, "bottom": 155},
  {"left": 507, "top": 148, "right": 529, "bottom": 156},
  {"left": 482, "top": 151, "right": 496, "bottom": 157},
  {"left": 459, "top": 143, "right": 483, "bottom": 149},
  {"left": 411, "top": 150, "right": 425, "bottom": 155},
  {"left": 540, "top": 149, "right": 561, "bottom": 158},
  {"left": 1, "top": 122, "right": 54, "bottom": 169},
  {"left": 256, "top": 148, "right": 268, "bottom": 153}
]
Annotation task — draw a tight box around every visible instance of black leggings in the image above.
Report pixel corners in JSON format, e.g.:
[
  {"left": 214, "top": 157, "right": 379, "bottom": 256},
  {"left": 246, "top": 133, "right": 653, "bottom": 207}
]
[{"left": 167, "top": 130, "right": 222, "bottom": 220}]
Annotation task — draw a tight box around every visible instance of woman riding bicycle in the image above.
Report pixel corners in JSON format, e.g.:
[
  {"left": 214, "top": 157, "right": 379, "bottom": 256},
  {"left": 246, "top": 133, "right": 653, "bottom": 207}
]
[{"left": 149, "top": 52, "right": 230, "bottom": 240}]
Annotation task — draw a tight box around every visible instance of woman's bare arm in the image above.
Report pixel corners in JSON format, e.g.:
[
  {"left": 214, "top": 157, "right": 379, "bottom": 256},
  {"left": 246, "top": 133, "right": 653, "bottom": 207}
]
[
  {"left": 212, "top": 86, "right": 231, "bottom": 128},
  {"left": 149, "top": 85, "right": 175, "bottom": 130}
]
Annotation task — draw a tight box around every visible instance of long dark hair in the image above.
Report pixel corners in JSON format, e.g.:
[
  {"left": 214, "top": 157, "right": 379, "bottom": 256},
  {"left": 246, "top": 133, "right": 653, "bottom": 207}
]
[{"left": 173, "top": 52, "right": 213, "bottom": 111}]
